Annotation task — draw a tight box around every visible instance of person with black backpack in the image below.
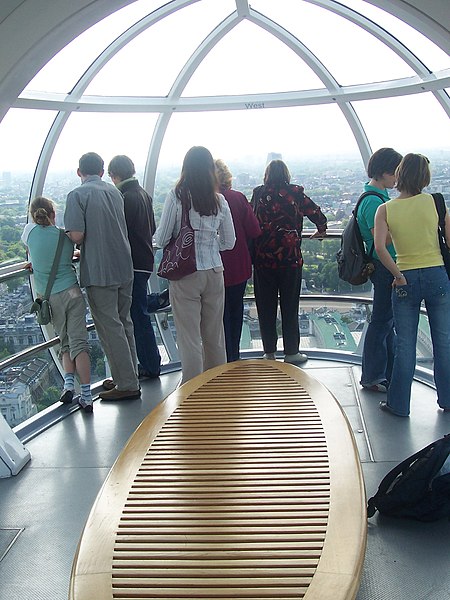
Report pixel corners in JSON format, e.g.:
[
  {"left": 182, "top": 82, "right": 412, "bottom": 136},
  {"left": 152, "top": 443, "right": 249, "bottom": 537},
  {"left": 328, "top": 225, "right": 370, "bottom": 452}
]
[{"left": 357, "top": 148, "right": 403, "bottom": 393}]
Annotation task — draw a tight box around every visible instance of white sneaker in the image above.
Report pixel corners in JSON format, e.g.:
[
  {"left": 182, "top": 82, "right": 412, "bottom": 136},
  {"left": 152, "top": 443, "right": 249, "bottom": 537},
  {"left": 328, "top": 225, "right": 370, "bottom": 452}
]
[
  {"left": 262, "top": 353, "right": 276, "bottom": 360},
  {"left": 284, "top": 352, "right": 308, "bottom": 365}
]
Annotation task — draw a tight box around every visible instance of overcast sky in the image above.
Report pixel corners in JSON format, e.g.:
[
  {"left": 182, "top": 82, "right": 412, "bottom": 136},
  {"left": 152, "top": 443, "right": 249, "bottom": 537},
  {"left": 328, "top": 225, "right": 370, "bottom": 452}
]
[{"left": 0, "top": 0, "right": 448, "bottom": 174}]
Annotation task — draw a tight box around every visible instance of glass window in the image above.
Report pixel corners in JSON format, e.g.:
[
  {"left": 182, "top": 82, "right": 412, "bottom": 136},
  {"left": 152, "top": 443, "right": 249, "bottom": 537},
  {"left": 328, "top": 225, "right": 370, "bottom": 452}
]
[
  {"left": 23, "top": 0, "right": 171, "bottom": 94},
  {"left": 83, "top": 0, "right": 235, "bottom": 97},
  {"left": 0, "top": 108, "right": 57, "bottom": 174},
  {"left": 251, "top": 0, "right": 416, "bottom": 85},
  {"left": 344, "top": 0, "right": 450, "bottom": 72},
  {"left": 42, "top": 112, "right": 159, "bottom": 180},
  {"left": 157, "top": 104, "right": 361, "bottom": 170},
  {"left": 0, "top": 109, "right": 57, "bottom": 267},
  {"left": 354, "top": 92, "right": 450, "bottom": 157},
  {"left": 183, "top": 19, "right": 324, "bottom": 97}
]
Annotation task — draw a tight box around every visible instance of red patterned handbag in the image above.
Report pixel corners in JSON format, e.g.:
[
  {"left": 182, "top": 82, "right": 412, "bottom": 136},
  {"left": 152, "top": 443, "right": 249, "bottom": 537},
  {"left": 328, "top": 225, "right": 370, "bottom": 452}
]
[{"left": 157, "top": 195, "right": 196, "bottom": 280}]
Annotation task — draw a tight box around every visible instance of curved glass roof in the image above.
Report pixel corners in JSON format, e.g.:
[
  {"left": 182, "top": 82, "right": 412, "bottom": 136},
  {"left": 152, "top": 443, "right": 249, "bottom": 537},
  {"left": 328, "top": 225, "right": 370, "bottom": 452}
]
[{"left": 0, "top": 0, "right": 448, "bottom": 196}]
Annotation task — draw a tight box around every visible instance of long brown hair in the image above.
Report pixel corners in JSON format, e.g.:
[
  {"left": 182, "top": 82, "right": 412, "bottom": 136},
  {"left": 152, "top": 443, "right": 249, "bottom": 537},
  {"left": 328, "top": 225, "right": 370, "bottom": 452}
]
[
  {"left": 30, "top": 196, "right": 55, "bottom": 227},
  {"left": 175, "top": 146, "right": 220, "bottom": 216},
  {"left": 264, "top": 160, "right": 291, "bottom": 187}
]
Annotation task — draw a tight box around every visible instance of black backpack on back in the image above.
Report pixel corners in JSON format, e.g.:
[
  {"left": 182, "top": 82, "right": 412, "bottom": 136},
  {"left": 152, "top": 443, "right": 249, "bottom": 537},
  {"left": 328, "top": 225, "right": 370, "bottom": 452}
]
[
  {"left": 336, "top": 191, "right": 385, "bottom": 286},
  {"left": 367, "top": 434, "right": 450, "bottom": 522}
]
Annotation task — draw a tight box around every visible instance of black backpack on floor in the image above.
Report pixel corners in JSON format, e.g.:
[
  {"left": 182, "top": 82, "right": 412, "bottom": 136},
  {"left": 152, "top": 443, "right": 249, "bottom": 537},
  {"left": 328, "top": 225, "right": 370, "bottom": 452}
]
[
  {"left": 336, "top": 191, "right": 385, "bottom": 285},
  {"left": 367, "top": 434, "right": 450, "bottom": 522}
]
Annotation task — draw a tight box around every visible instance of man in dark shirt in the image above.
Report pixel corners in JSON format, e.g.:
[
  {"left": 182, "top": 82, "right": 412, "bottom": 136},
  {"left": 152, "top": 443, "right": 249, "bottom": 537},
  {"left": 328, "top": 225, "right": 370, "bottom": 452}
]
[{"left": 108, "top": 155, "right": 163, "bottom": 379}]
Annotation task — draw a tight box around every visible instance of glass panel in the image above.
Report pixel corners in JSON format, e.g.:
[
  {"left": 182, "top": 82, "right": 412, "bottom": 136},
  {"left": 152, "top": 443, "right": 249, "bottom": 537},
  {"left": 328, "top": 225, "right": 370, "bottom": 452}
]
[
  {"left": 238, "top": 297, "right": 367, "bottom": 355},
  {"left": 23, "top": 0, "right": 171, "bottom": 94},
  {"left": 344, "top": 0, "right": 450, "bottom": 72},
  {"left": 43, "top": 112, "right": 159, "bottom": 176},
  {"left": 354, "top": 92, "right": 450, "bottom": 160},
  {"left": 157, "top": 104, "right": 361, "bottom": 170},
  {"left": 0, "top": 109, "right": 58, "bottom": 267},
  {"left": 183, "top": 20, "right": 324, "bottom": 96},
  {"left": 83, "top": 0, "right": 235, "bottom": 96},
  {"left": 0, "top": 347, "right": 64, "bottom": 428},
  {"left": 251, "top": 0, "right": 416, "bottom": 84},
  {"left": 0, "top": 271, "right": 42, "bottom": 361}
]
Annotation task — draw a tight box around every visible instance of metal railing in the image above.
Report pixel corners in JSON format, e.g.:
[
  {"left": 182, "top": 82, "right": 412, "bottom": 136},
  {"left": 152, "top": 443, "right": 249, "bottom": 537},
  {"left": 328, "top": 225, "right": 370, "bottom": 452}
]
[{"left": 0, "top": 232, "right": 436, "bottom": 442}]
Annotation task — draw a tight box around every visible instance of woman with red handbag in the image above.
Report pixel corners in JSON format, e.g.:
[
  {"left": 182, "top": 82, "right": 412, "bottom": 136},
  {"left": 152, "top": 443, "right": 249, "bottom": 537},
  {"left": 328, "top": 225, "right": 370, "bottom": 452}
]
[{"left": 154, "top": 146, "right": 235, "bottom": 384}]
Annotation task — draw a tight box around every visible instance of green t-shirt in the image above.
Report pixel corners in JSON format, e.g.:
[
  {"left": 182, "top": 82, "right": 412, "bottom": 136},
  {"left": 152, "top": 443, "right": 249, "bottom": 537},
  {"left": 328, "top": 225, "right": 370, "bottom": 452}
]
[
  {"left": 356, "top": 184, "right": 396, "bottom": 261},
  {"left": 22, "top": 224, "right": 78, "bottom": 295}
]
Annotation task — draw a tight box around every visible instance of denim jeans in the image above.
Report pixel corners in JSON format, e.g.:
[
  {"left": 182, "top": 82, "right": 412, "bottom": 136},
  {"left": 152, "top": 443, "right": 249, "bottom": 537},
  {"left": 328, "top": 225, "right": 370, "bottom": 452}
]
[
  {"left": 130, "top": 272, "right": 161, "bottom": 377},
  {"left": 361, "top": 259, "right": 396, "bottom": 386},
  {"left": 387, "top": 266, "right": 450, "bottom": 416},
  {"left": 147, "top": 292, "right": 162, "bottom": 313}
]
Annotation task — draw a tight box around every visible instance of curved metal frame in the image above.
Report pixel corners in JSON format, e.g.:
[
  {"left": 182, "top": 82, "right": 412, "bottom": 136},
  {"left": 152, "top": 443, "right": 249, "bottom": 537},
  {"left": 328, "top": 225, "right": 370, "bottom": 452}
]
[{"left": 3, "top": 0, "right": 449, "bottom": 387}]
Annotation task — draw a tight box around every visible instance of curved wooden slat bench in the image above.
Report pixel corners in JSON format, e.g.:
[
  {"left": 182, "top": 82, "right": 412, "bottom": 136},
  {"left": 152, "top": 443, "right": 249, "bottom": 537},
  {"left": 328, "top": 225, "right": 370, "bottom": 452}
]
[{"left": 70, "top": 360, "right": 366, "bottom": 600}]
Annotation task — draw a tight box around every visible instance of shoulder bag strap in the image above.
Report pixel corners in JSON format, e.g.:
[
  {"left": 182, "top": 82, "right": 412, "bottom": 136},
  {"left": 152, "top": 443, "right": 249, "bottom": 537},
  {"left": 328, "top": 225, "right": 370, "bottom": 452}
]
[
  {"left": 354, "top": 191, "right": 386, "bottom": 259},
  {"left": 432, "top": 192, "right": 446, "bottom": 230},
  {"left": 43, "top": 229, "right": 66, "bottom": 300}
]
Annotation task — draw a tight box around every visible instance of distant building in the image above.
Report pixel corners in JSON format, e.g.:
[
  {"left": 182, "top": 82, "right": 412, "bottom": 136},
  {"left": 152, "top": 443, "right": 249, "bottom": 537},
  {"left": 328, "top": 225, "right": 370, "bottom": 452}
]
[
  {"left": 266, "top": 152, "right": 282, "bottom": 164},
  {"left": 0, "top": 379, "right": 36, "bottom": 427},
  {"left": 0, "top": 314, "right": 44, "bottom": 351}
]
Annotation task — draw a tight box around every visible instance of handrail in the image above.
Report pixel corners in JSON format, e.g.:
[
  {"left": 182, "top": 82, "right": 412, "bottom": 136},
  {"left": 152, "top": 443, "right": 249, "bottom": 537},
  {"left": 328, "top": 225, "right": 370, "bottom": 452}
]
[
  {"left": 0, "top": 323, "right": 96, "bottom": 371},
  {"left": 0, "top": 261, "right": 29, "bottom": 282},
  {"left": 1, "top": 291, "right": 430, "bottom": 373}
]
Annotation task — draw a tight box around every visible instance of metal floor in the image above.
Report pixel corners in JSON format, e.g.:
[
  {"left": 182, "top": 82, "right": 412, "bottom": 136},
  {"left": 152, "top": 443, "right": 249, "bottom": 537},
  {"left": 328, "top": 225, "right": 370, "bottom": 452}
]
[{"left": 0, "top": 359, "right": 449, "bottom": 600}]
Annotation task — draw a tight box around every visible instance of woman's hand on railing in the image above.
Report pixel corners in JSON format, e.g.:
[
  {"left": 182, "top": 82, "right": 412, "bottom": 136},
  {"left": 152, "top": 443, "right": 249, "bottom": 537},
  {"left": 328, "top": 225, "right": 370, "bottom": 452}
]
[{"left": 309, "top": 230, "right": 327, "bottom": 240}]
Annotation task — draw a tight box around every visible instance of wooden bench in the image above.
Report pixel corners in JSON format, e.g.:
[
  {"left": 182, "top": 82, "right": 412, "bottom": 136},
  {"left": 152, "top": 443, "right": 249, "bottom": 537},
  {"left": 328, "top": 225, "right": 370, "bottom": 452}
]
[{"left": 70, "top": 360, "right": 367, "bottom": 600}]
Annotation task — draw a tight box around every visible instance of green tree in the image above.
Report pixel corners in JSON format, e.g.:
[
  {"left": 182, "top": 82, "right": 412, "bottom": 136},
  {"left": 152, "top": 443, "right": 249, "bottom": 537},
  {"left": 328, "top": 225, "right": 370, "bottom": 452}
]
[
  {"left": 95, "top": 358, "right": 106, "bottom": 379},
  {"left": 38, "top": 386, "right": 60, "bottom": 410}
]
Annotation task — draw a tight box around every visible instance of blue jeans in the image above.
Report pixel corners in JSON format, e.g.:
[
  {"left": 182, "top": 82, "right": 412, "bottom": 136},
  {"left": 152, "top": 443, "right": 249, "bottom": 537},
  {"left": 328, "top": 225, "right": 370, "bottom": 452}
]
[
  {"left": 130, "top": 272, "right": 161, "bottom": 377},
  {"left": 361, "top": 259, "right": 396, "bottom": 386},
  {"left": 223, "top": 281, "right": 247, "bottom": 362},
  {"left": 387, "top": 266, "right": 450, "bottom": 416},
  {"left": 147, "top": 292, "right": 162, "bottom": 313}
]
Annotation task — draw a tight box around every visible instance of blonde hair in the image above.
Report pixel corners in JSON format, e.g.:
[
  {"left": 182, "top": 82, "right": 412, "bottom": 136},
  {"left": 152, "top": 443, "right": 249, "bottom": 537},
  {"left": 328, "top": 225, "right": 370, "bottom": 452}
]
[
  {"left": 30, "top": 196, "right": 55, "bottom": 227},
  {"left": 215, "top": 159, "right": 233, "bottom": 190}
]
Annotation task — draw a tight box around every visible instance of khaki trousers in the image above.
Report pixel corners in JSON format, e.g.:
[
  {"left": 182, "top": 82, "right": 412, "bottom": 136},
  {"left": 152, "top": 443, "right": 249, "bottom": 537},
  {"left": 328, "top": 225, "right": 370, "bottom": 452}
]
[
  {"left": 170, "top": 269, "right": 226, "bottom": 384},
  {"left": 86, "top": 281, "right": 139, "bottom": 391}
]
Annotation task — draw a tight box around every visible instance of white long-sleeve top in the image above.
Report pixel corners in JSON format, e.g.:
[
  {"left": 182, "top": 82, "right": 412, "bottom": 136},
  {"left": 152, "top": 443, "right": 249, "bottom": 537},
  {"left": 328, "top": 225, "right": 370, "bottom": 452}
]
[{"left": 154, "top": 189, "right": 236, "bottom": 271}]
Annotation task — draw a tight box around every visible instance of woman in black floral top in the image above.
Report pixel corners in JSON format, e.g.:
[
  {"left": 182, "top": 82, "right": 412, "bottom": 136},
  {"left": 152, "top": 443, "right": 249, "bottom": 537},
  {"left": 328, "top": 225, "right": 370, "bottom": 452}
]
[{"left": 251, "top": 160, "right": 327, "bottom": 365}]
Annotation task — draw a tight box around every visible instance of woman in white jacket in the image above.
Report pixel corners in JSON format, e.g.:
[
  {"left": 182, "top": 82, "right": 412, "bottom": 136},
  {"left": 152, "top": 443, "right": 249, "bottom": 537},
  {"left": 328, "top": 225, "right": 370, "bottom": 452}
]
[{"left": 155, "top": 146, "right": 235, "bottom": 383}]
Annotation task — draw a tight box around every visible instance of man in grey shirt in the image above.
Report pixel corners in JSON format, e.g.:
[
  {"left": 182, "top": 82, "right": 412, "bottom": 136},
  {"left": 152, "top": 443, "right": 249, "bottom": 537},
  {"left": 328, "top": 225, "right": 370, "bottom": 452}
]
[{"left": 64, "top": 152, "right": 140, "bottom": 400}]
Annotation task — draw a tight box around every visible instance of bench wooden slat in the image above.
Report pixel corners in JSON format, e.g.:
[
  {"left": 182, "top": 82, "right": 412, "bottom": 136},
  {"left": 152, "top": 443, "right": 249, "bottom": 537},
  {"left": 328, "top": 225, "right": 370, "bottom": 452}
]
[{"left": 70, "top": 361, "right": 366, "bottom": 600}]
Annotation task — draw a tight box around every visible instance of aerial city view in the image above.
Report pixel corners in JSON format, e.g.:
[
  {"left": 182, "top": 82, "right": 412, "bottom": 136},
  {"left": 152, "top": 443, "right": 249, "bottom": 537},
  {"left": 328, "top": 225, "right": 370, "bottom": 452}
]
[{"left": 0, "top": 153, "right": 448, "bottom": 426}]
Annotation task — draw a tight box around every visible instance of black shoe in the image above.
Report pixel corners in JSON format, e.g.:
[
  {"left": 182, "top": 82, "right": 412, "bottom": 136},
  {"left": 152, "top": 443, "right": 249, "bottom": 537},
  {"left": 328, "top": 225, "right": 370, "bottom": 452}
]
[
  {"left": 78, "top": 396, "right": 93, "bottom": 413},
  {"left": 60, "top": 389, "right": 74, "bottom": 404},
  {"left": 138, "top": 368, "right": 160, "bottom": 380},
  {"left": 157, "top": 289, "right": 170, "bottom": 310},
  {"left": 379, "top": 401, "right": 408, "bottom": 417}
]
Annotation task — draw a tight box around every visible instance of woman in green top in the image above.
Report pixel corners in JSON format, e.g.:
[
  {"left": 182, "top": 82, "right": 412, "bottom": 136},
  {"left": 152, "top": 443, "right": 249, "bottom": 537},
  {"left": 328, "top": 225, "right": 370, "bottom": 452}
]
[{"left": 22, "top": 196, "right": 93, "bottom": 412}]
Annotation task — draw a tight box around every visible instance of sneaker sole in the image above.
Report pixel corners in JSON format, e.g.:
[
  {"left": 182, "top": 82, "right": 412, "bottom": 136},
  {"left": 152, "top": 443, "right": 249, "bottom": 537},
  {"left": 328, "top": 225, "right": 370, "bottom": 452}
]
[{"left": 60, "top": 389, "right": 74, "bottom": 404}]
